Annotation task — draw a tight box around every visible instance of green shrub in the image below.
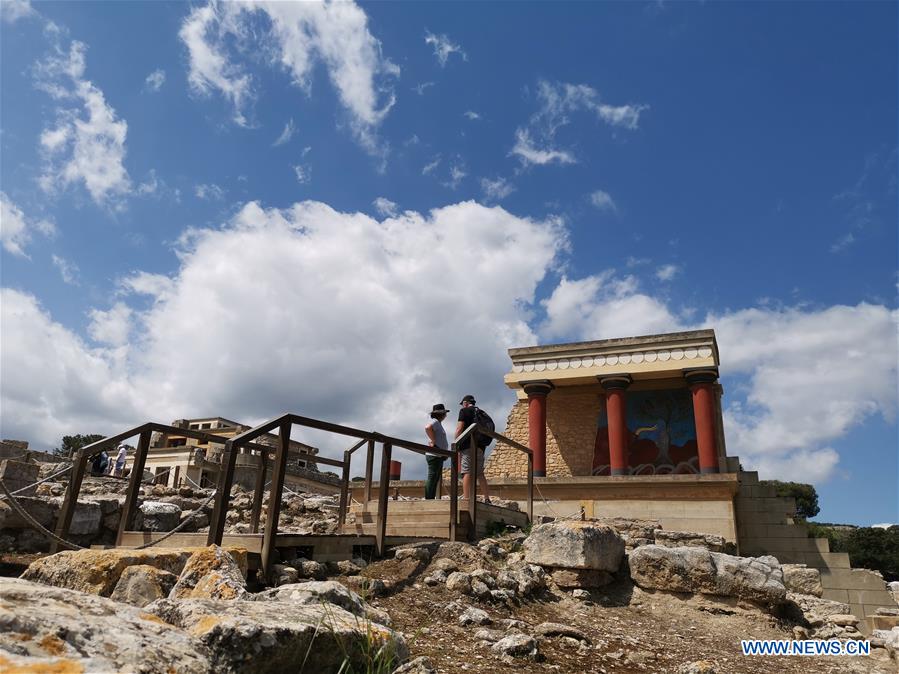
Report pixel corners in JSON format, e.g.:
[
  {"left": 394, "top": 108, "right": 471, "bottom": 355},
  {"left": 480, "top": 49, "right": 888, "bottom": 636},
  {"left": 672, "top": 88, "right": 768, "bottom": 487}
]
[{"left": 760, "top": 480, "right": 820, "bottom": 519}]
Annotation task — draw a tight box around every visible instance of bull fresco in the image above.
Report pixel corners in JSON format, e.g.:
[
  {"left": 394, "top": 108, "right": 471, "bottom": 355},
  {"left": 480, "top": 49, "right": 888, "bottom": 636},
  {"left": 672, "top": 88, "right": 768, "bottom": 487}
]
[{"left": 592, "top": 388, "right": 699, "bottom": 475}]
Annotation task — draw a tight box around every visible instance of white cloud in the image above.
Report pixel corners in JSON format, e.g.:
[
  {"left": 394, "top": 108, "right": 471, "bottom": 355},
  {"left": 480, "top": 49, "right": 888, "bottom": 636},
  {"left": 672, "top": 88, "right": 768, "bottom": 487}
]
[
  {"left": 463, "top": 111, "right": 480, "bottom": 121},
  {"left": 412, "top": 82, "right": 435, "bottom": 96},
  {"left": 422, "top": 155, "right": 441, "bottom": 175},
  {"left": 589, "top": 190, "right": 616, "bottom": 212},
  {"left": 179, "top": 1, "right": 399, "bottom": 153},
  {"left": 626, "top": 256, "right": 650, "bottom": 267},
  {"left": 51, "top": 254, "right": 79, "bottom": 285},
  {"left": 655, "top": 264, "right": 680, "bottom": 281},
  {"left": 830, "top": 232, "right": 855, "bottom": 253},
  {"left": 372, "top": 197, "right": 398, "bottom": 217},
  {"left": 144, "top": 69, "right": 166, "bottom": 92},
  {"left": 87, "top": 302, "right": 132, "bottom": 346},
  {"left": 293, "top": 164, "right": 311, "bottom": 184},
  {"left": 34, "top": 40, "right": 132, "bottom": 207},
  {"left": 539, "top": 272, "right": 898, "bottom": 484},
  {"left": 273, "top": 118, "right": 296, "bottom": 146},
  {"left": 481, "top": 177, "right": 515, "bottom": 202},
  {"left": 510, "top": 129, "right": 575, "bottom": 167},
  {"left": 1, "top": 0, "right": 36, "bottom": 23},
  {"left": 512, "top": 80, "right": 647, "bottom": 168},
  {"left": 443, "top": 160, "right": 467, "bottom": 190},
  {"left": 0, "top": 193, "right": 55, "bottom": 257},
  {"left": 194, "top": 183, "right": 225, "bottom": 200},
  {"left": 424, "top": 31, "right": 466, "bottom": 67},
  {"left": 0, "top": 200, "right": 565, "bottom": 462}
]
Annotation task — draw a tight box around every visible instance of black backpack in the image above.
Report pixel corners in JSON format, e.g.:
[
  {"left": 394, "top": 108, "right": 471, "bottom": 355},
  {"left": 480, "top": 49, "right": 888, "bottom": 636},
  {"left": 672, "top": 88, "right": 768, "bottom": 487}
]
[{"left": 474, "top": 408, "right": 495, "bottom": 447}]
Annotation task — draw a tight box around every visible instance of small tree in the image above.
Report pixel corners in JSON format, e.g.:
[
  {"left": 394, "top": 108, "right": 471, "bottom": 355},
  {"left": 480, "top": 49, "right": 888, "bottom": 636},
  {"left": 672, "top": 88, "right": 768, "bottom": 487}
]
[
  {"left": 844, "top": 526, "right": 899, "bottom": 582},
  {"left": 55, "top": 434, "right": 106, "bottom": 458},
  {"left": 760, "top": 480, "right": 820, "bottom": 519}
]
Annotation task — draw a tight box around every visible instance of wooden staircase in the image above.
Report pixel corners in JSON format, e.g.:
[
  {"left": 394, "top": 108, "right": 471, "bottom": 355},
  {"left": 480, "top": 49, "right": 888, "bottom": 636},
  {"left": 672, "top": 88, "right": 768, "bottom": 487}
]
[{"left": 341, "top": 499, "right": 529, "bottom": 539}]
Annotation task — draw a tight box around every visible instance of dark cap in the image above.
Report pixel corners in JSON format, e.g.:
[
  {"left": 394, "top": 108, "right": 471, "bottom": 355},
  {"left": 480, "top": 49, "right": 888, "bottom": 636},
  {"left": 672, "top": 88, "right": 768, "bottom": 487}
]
[
  {"left": 431, "top": 403, "right": 450, "bottom": 415},
  {"left": 459, "top": 394, "right": 476, "bottom": 405}
]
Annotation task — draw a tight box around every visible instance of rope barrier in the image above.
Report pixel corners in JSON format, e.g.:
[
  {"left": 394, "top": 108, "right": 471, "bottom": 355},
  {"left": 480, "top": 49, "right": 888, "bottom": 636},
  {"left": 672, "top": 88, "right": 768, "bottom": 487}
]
[
  {"left": 0, "top": 462, "right": 74, "bottom": 500},
  {"left": 0, "top": 478, "right": 85, "bottom": 550},
  {"left": 132, "top": 490, "right": 218, "bottom": 550}
]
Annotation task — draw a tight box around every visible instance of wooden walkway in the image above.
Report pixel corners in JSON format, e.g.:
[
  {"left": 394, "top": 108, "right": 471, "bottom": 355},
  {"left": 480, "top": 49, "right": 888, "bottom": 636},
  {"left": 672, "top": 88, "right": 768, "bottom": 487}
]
[{"left": 342, "top": 499, "right": 528, "bottom": 539}]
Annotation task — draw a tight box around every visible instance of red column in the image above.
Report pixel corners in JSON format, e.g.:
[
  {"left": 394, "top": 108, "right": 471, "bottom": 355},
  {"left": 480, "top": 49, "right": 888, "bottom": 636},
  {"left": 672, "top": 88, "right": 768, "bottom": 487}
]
[
  {"left": 523, "top": 381, "right": 554, "bottom": 478},
  {"left": 600, "top": 375, "right": 632, "bottom": 476},
  {"left": 686, "top": 369, "right": 720, "bottom": 474},
  {"left": 389, "top": 460, "right": 402, "bottom": 481}
]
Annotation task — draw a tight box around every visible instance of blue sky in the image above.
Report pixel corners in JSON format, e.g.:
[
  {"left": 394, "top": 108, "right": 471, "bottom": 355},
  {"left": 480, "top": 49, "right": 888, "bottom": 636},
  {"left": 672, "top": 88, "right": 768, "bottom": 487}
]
[{"left": 1, "top": 1, "right": 896, "bottom": 526}]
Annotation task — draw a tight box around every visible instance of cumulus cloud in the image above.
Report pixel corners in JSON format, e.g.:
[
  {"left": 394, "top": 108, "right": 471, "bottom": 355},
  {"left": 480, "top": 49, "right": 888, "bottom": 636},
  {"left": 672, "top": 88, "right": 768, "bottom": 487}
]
[
  {"left": 512, "top": 80, "right": 647, "bottom": 168},
  {"left": 463, "top": 110, "right": 480, "bottom": 121},
  {"left": 144, "top": 69, "right": 166, "bottom": 92},
  {"left": 51, "top": 254, "right": 79, "bottom": 285},
  {"left": 481, "top": 177, "right": 515, "bottom": 202},
  {"left": 539, "top": 271, "right": 897, "bottom": 483},
  {"left": 1, "top": 0, "right": 36, "bottom": 23},
  {"left": 589, "top": 189, "right": 616, "bottom": 212},
  {"left": 194, "top": 183, "right": 225, "bottom": 200},
  {"left": 179, "top": 1, "right": 399, "bottom": 153},
  {"left": 0, "top": 192, "right": 55, "bottom": 257},
  {"left": 88, "top": 302, "right": 133, "bottom": 346},
  {"left": 655, "top": 264, "right": 680, "bottom": 281},
  {"left": 34, "top": 40, "right": 132, "bottom": 207},
  {"left": 372, "top": 197, "right": 398, "bottom": 217},
  {"left": 424, "top": 30, "right": 466, "bottom": 67},
  {"left": 0, "top": 200, "right": 565, "bottom": 466}
]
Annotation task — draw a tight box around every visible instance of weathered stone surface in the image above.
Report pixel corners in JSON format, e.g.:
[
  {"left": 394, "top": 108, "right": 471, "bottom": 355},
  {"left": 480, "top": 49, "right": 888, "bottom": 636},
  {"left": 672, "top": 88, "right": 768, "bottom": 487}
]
[
  {"left": 873, "top": 627, "right": 899, "bottom": 649},
  {"left": 272, "top": 564, "right": 299, "bottom": 586},
  {"left": 524, "top": 521, "right": 625, "bottom": 572},
  {"left": 889, "top": 581, "right": 899, "bottom": 605},
  {"left": 0, "top": 459, "right": 39, "bottom": 496},
  {"left": 169, "top": 545, "right": 247, "bottom": 600},
  {"left": 146, "top": 597, "right": 407, "bottom": 673},
  {"left": 458, "top": 607, "right": 491, "bottom": 626},
  {"left": 550, "top": 567, "right": 613, "bottom": 589},
  {"left": 628, "top": 545, "right": 786, "bottom": 605},
  {"left": 678, "top": 660, "right": 717, "bottom": 673},
  {"left": 491, "top": 633, "right": 538, "bottom": 658},
  {"left": 535, "top": 622, "right": 590, "bottom": 642},
  {"left": 289, "top": 558, "right": 327, "bottom": 580},
  {"left": 110, "top": 564, "right": 178, "bottom": 607},
  {"left": 21, "top": 548, "right": 195, "bottom": 596},
  {"left": 829, "top": 614, "right": 859, "bottom": 627},
  {"left": 252, "top": 581, "right": 388, "bottom": 624},
  {"left": 781, "top": 564, "right": 823, "bottom": 597},
  {"left": 654, "top": 530, "right": 726, "bottom": 553},
  {"left": 786, "top": 592, "right": 850, "bottom": 627},
  {"left": 474, "top": 628, "right": 506, "bottom": 642},
  {"left": 139, "top": 501, "right": 181, "bottom": 531},
  {"left": 343, "top": 575, "right": 387, "bottom": 598},
  {"left": 0, "top": 496, "right": 56, "bottom": 529},
  {"left": 68, "top": 500, "right": 103, "bottom": 536},
  {"left": 596, "top": 518, "right": 662, "bottom": 546},
  {"left": 394, "top": 655, "right": 437, "bottom": 674},
  {"left": 0, "top": 577, "right": 210, "bottom": 673},
  {"left": 395, "top": 545, "right": 431, "bottom": 562},
  {"left": 446, "top": 571, "right": 472, "bottom": 594}
]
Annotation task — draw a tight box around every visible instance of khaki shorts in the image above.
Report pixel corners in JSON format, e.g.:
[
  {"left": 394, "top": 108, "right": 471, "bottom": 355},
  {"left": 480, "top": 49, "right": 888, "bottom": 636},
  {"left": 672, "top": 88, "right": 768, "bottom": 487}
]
[{"left": 459, "top": 447, "right": 486, "bottom": 476}]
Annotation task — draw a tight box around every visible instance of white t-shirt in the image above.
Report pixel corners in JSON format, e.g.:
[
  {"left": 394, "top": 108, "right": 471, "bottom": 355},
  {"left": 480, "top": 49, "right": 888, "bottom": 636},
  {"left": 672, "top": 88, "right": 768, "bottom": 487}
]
[
  {"left": 115, "top": 446, "right": 127, "bottom": 464},
  {"left": 426, "top": 418, "right": 448, "bottom": 456}
]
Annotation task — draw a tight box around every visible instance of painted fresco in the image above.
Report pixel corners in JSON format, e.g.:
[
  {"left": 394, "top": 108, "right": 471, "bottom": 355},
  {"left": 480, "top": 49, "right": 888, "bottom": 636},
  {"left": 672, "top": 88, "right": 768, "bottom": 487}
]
[{"left": 592, "top": 388, "right": 699, "bottom": 475}]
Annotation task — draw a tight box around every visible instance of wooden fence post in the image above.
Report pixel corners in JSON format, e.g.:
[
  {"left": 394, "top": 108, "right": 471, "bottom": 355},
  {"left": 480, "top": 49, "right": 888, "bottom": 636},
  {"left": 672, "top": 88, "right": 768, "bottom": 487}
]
[
  {"left": 338, "top": 450, "right": 351, "bottom": 528},
  {"left": 51, "top": 447, "right": 90, "bottom": 552},
  {"left": 207, "top": 439, "right": 239, "bottom": 546},
  {"left": 260, "top": 422, "right": 291, "bottom": 580},
  {"left": 250, "top": 450, "right": 268, "bottom": 534},
  {"left": 116, "top": 429, "right": 151, "bottom": 546},
  {"left": 468, "top": 434, "right": 477, "bottom": 541},
  {"left": 449, "top": 446, "right": 458, "bottom": 541},
  {"left": 363, "top": 439, "right": 375, "bottom": 507},
  {"left": 375, "top": 442, "right": 392, "bottom": 557}
]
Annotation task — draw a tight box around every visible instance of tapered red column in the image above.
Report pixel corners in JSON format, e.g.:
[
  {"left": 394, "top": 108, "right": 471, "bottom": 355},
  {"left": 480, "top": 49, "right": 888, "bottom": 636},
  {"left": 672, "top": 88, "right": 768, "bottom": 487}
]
[
  {"left": 685, "top": 368, "right": 721, "bottom": 474},
  {"left": 522, "top": 381, "right": 554, "bottom": 478},
  {"left": 600, "top": 375, "right": 632, "bottom": 476}
]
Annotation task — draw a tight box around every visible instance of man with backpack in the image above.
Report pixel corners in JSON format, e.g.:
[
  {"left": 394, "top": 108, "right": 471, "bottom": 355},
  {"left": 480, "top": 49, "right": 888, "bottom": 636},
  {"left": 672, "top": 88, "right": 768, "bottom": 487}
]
[{"left": 455, "top": 394, "right": 492, "bottom": 503}]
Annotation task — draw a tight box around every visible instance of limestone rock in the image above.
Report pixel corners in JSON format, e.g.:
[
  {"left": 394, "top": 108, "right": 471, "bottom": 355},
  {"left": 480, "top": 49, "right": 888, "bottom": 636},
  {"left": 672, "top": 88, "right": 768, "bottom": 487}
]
[
  {"left": 446, "top": 571, "right": 472, "bottom": 594},
  {"left": 550, "top": 567, "right": 613, "bottom": 589},
  {"left": 395, "top": 544, "right": 431, "bottom": 563},
  {"left": 474, "top": 628, "right": 506, "bottom": 643},
  {"left": 169, "top": 545, "right": 247, "bottom": 600},
  {"left": 343, "top": 575, "right": 386, "bottom": 598},
  {"left": 535, "top": 622, "right": 590, "bottom": 643},
  {"left": 146, "top": 597, "right": 407, "bottom": 673},
  {"left": 21, "top": 548, "right": 194, "bottom": 596},
  {"left": 272, "top": 564, "right": 299, "bottom": 586},
  {"left": 139, "top": 501, "right": 181, "bottom": 531},
  {"left": 430, "top": 557, "right": 458, "bottom": 573},
  {"left": 458, "top": 607, "right": 491, "bottom": 626},
  {"left": 595, "top": 517, "right": 662, "bottom": 547},
  {"left": 252, "top": 581, "right": 389, "bottom": 625},
  {"left": 889, "top": 581, "right": 899, "bottom": 605},
  {"left": 786, "top": 592, "right": 850, "bottom": 627},
  {"left": 0, "top": 577, "right": 210, "bottom": 673},
  {"left": 110, "top": 564, "right": 178, "bottom": 607},
  {"left": 781, "top": 564, "right": 823, "bottom": 597},
  {"left": 524, "top": 521, "right": 625, "bottom": 572},
  {"left": 654, "top": 530, "right": 726, "bottom": 553},
  {"left": 829, "top": 613, "right": 859, "bottom": 627},
  {"left": 0, "top": 496, "right": 56, "bottom": 529},
  {"left": 394, "top": 656, "right": 437, "bottom": 674},
  {"left": 290, "top": 558, "right": 327, "bottom": 580},
  {"left": 678, "top": 660, "right": 717, "bottom": 673},
  {"left": 628, "top": 545, "right": 786, "bottom": 605},
  {"left": 491, "top": 633, "right": 538, "bottom": 658}
]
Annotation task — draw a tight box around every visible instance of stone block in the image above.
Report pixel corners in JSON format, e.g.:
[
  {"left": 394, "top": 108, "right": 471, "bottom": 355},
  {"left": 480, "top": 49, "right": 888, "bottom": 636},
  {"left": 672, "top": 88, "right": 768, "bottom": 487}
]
[
  {"left": 550, "top": 567, "right": 613, "bottom": 588},
  {"left": 0, "top": 459, "right": 39, "bottom": 495},
  {"left": 524, "top": 520, "right": 624, "bottom": 572}
]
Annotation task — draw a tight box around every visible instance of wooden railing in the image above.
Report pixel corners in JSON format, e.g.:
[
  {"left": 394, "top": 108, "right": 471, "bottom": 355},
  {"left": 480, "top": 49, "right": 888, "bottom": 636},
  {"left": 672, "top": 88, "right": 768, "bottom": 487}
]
[{"left": 51, "top": 413, "right": 533, "bottom": 580}]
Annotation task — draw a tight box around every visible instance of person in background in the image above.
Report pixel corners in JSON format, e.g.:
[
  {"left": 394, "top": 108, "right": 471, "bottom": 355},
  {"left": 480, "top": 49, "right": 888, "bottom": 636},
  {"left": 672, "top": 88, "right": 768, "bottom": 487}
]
[
  {"left": 113, "top": 444, "right": 128, "bottom": 477},
  {"left": 455, "top": 394, "right": 491, "bottom": 503},
  {"left": 90, "top": 449, "right": 109, "bottom": 477},
  {"left": 424, "top": 403, "right": 450, "bottom": 499}
]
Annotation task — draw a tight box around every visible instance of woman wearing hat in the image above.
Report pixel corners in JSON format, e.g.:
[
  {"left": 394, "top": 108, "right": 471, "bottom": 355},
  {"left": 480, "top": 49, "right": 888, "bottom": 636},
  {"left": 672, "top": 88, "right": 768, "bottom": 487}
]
[{"left": 424, "top": 404, "right": 450, "bottom": 499}]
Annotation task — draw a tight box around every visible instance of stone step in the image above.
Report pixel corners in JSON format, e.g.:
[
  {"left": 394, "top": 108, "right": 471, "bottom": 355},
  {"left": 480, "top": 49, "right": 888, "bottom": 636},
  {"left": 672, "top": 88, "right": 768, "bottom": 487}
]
[
  {"left": 762, "top": 550, "right": 851, "bottom": 569},
  {"left": 869, "top": 615, "right": 899, "bottom": 631},
  {"left": 739, "top": 537, "right": 829, "bottom": 554},
  {"left": 341, "top": 522, "right": 461, "bottom": 538},
  {"left": 820, "top": 568, "right": 890, "bottom": 592}
]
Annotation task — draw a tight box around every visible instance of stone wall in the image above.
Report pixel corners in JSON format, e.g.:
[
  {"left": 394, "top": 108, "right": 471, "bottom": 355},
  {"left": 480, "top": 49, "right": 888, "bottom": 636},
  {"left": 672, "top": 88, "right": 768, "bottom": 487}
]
[{"left": 485, "top": 389, "right": 601, "bottom": 479}]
